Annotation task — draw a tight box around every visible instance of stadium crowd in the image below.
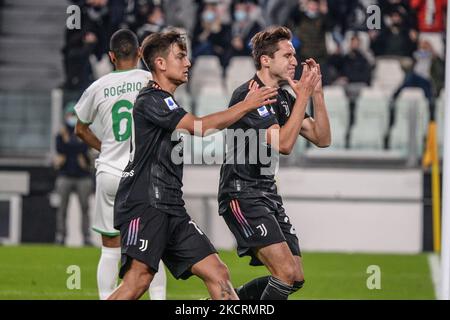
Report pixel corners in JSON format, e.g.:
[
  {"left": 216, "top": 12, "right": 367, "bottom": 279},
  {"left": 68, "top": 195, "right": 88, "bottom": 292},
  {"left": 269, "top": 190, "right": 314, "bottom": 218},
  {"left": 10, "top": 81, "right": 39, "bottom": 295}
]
[{"left": 62, "top": 0, "right": 446, "bottom": 149}]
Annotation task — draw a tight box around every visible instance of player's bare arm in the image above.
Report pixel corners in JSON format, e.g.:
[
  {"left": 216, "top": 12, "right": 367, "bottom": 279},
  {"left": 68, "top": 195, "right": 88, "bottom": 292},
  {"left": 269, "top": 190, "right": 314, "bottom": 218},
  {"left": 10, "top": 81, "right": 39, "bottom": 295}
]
[
  {"left": 265, "top": 59, "right": 321, "bottom": 155},
  {"left": 300, "top": 64, "right": 331, "bottom": 148},
  {"left": 75, "top": 121, "right": 101, "bottom": 152},
  {"left": 176, "top": 86, "right": 277, "bottom": 136}
]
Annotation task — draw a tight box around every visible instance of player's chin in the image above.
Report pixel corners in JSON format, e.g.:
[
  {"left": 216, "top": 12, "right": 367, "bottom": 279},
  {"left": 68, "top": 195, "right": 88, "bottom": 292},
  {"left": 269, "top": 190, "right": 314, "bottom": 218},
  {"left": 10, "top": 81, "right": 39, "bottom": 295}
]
[
  {"left": 175, "top": 76, "right": 188, "bottom": 85},
  {"left": 287, "top": 69, "right": 295, "bottom": 79}
]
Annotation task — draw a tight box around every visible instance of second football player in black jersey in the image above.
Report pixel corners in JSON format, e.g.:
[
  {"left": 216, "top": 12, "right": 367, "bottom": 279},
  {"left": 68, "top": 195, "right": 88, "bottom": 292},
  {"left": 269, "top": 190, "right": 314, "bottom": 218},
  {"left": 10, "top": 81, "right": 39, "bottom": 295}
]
[
  {"left": 109, "top": 30, "right": 278, "bottom": 300},
  {"left": 218, "top": 26, "right": 331, "bottom": 300}
]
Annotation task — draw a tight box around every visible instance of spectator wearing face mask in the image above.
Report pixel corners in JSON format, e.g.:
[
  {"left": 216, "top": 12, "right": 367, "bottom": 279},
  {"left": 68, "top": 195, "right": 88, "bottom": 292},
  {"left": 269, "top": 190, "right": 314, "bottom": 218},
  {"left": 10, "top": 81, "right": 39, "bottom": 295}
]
[
  {"left": 192, "top": 0, "right": 233, "bottom": 77},
  {"left": 53, "top": 103, "right": 93, "bottom": 246},
  {"left": 230, "top": 0, "right": 263, "bottom": 57}
]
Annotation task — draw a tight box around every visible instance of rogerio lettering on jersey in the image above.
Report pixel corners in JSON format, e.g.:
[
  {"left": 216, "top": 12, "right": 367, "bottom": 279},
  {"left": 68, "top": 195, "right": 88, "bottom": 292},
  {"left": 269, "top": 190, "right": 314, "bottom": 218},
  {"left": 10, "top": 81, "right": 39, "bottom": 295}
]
[{"left": 104, "top": 82, "right": 143, "bottom": 98}]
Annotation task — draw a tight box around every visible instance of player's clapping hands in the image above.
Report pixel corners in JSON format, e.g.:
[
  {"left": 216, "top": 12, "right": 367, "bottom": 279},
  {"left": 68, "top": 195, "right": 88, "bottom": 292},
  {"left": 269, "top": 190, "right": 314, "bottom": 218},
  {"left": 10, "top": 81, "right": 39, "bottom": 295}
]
[{"left": 287, "top": 58, "right": 322, "bottom": 97}]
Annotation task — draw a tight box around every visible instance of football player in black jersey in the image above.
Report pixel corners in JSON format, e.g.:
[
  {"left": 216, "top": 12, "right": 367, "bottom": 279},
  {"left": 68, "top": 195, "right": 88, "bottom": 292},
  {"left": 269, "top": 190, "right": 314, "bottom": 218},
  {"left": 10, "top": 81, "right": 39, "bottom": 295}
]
[
  {"left": 218, "top": 26, "right": 331, "bottom": 300},
  {"left": 108, "top": 30, "right": 278, "bottom": 300}
]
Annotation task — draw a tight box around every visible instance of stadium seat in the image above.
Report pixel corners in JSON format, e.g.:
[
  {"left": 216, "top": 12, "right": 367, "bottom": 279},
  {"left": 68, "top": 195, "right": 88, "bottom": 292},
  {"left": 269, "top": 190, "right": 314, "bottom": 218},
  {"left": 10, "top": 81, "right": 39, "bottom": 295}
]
[
  {"left": 196, "top": 89, "right": 229, "bottom": 116},
  {"left": 356, "top": 87, "right": 389, "bottom": 132},
  {"left": 225, "top": 56, "right": 255, "bottom": 94},
  {"left": 328, "top": 124, "right": 347, "bottom": 150},
  {"left": 390, "top": 88, "right": 428, "bottom": 156},
  {"left": 323, "top": 86, "right": 348, "bottom": 146},
  {"left": 0, "top": 0, "right": 65, "bottom": 91},
  {"left": 190, "top": 56, "right": 223, "bottom": 97},
  {"left": 372, "top": 58, "right": 404, "bottom": 94},
  {"left": 350, "top": 123, "right": 384, "bottom": 150},
  {"left": 293, "top": 136, "right": 309, "bottom": 157},
  {"left": 349, "top": 88, "right": 389, "bottom": 150}
]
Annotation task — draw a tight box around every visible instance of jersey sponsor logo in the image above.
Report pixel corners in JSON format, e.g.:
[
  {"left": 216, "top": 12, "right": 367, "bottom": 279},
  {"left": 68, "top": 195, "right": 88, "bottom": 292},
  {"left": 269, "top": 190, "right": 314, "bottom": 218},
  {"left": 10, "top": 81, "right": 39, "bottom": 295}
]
[
  {"left": 257, "top": 224, "right": 268, "bottom": 237},
  {"left": 257, "top": 106, "right": 270, "bottom": 117},
  {"left": 139, "top": 239, "right": 148, "bottom": 251},
  {"left": 122, "top": 169, "right": 134, "bottom": 178},
  {"left": 164, "top": 97, "right": 179, "bottom": 110}
]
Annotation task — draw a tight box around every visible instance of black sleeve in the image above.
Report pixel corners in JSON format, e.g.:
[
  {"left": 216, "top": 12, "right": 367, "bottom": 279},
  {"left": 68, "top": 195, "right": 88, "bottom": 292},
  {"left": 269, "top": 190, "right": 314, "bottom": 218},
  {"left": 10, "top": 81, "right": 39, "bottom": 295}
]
[
  {"left": 229, "top": 87, "right": 278, "bottom": 129},
  {"left": 138, "top": 91, "right": 187, "bottom": 132}
]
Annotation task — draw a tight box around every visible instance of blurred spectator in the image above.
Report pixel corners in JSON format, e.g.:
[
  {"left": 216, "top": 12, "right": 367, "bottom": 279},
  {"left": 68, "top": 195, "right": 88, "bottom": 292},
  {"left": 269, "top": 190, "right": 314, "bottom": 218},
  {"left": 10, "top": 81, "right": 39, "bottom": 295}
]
[
  {"left": 122, "top": 0, "right": 151, "bottom": 33},
  {"left": 54, "top": 104, "right": 93, "bottom": 246},
  {"left": 70, "top": 0, "right": 110, "bottom": 59},
  {"left": 411, "top": 0, "right": 447, "bottom": 58},
  {"left": 261, "top": 0, "right": 297, "bottom": 26},
  {"left": 64, "top": 0, "right": 130, "bottom": 91},
  {"left": 192, "top": 0, "right": 232, "bottom": 77},
  {"left": 338, "top": 35, "right": 373, "bottom": 148},
  {"left": 230, "top": 0, "right": 263, "bottom": 57},
  {"left": 410, "top": 0, "right": 447, "bottom": 33},
  {"left": 164, "top": 0, "right": 198, "bottom": 35},
  {"left": 370, "top": 10, "right": 418, "bottom": 57},
  {"left": 340, "top": 36, "right": 373, "bottom": 85},
  {"left": 385, "top": 39, "right": 442, "bottom": 148},
  {"left": 391, "top": 40, "right": 437, "bottom": 105},
  {"left": 137, "top": 4, "right": 166, "bottom": 42},
  {"left": 62, "top": 29, "right": 97, "bottom": 93},
  {"left": 327, "top": 0, "right": 360, "bottom": 47},
  {"left": 288, "top": 0, "right": 331, "bottom": 80},
  {"left": 379, "top": 0, "right": 416, "bottom": 29}
]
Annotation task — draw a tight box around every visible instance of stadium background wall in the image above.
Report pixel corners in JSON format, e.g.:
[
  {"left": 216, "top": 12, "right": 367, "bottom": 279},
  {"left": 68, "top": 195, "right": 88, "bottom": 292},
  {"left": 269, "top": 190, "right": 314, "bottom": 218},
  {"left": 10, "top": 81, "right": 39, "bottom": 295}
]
[{"left": 0, "top": 166, "right": 437, "bottom": 253}]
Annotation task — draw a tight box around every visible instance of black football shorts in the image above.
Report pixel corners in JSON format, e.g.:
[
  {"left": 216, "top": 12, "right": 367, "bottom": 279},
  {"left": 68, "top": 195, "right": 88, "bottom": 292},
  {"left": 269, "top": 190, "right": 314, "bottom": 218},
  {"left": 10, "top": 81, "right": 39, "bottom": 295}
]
[
  {"left": 222, "top": 197, "right": 301, "bottom": 266},
  {"left": 119, "top": 207, "right": 217, "bottom": 280}
]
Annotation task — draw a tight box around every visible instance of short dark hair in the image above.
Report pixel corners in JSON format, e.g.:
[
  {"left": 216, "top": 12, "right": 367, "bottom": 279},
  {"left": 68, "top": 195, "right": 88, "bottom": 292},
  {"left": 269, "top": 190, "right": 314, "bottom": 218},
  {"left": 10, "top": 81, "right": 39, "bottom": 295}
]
[
  {"left": 109, "top": 29, "right": 139, "bottom": 60},
  {"left": 250, "top": 26, "right": 292, "bottom": 70},
  {"left": 141, "top": 30, "right": 187, "bottom": 72}
]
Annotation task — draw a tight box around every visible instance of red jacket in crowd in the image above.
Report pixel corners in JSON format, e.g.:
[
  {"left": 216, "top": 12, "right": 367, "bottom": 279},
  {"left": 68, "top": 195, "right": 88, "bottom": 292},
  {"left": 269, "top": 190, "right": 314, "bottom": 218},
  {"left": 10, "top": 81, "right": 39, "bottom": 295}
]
[{"left": 410, "top": 0, "right": 447, "bottom": 32}]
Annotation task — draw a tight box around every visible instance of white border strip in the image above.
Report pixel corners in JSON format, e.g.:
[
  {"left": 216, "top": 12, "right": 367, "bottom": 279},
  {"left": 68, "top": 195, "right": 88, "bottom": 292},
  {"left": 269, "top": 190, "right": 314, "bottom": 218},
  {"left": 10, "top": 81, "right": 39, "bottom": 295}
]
[{"left": 428, "top": 253, "right": 440, "bottom": 300}]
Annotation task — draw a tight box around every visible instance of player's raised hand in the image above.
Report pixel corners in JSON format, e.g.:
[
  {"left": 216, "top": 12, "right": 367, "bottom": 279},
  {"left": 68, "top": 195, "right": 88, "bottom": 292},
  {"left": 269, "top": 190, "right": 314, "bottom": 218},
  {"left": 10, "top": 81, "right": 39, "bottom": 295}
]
[
  {"left": 313, "top": 63, "right": 323, "bottom": 95},
  {"left": 287, "top": 58, "right": 321, "bottom": 97},
  {"left": 244, "top": 86, "right": 278, "bottom": 110}
]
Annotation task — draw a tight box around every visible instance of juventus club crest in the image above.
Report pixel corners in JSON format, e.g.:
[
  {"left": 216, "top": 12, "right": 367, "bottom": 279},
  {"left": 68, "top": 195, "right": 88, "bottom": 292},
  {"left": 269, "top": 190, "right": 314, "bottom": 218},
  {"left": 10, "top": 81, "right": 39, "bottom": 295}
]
[{"left": 281, "top": 100, "right": 290, "bottom": 117}]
